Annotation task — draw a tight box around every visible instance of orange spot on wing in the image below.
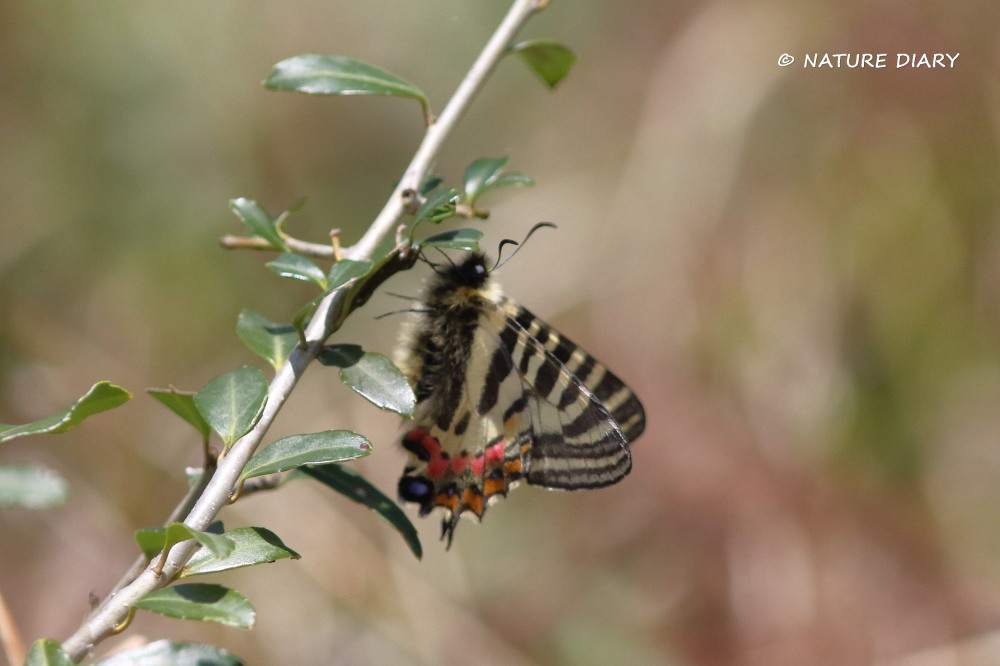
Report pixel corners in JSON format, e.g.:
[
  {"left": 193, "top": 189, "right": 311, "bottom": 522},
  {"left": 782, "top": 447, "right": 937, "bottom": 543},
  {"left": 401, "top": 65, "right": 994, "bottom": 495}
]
[
  {"left": 461, "top": 487, "right": 485, "bottom": 517},
  {"left": 484, "top": 477, "right": 507, "bottom": 497},
  {"left": 435, "top": 489, "right": 459, "bottom": 512}
]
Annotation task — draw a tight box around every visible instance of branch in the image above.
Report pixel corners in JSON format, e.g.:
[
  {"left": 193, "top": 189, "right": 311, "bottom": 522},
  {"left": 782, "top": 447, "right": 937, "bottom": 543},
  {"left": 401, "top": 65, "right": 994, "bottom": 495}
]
[
  {"left": 218, "top": 234, "right": 335, "bottom": 258},
  {"left": 0, "top": 585, "right": 25, "bottom": 666},
  {"left": 60, "top": 0, "right": 547, "bottom": 660}
]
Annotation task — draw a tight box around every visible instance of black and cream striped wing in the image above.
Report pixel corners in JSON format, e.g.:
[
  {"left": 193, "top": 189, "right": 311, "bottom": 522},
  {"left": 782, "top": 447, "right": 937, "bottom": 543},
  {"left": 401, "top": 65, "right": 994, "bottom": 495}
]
[{"left": 487, "top": 296, "right": 645, "bottom": 489}]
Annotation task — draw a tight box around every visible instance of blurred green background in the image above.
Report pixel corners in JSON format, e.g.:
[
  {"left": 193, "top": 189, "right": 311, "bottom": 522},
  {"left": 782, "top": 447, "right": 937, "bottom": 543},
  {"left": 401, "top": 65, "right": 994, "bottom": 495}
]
[{"left": 3, "top": 1, "right": 1000, "bottom": 664}]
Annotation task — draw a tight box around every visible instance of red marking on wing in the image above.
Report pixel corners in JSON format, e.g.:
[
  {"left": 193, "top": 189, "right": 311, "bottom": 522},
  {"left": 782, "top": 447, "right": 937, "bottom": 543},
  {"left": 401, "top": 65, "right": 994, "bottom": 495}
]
[
  {"left": 403, "top": 427, "right": 451, "bottom": 478},
  {"left": 451, "top": 451, "right": 470, "bottom": 474},
  {"left": 485, "top": 440, "right": 505, "bottom": 464},
  {"left": 470, "top": 454, "right": 485, "bottom": 476},
  {"left": 469, "top": 439, "right": 506, "bottom": 476}
]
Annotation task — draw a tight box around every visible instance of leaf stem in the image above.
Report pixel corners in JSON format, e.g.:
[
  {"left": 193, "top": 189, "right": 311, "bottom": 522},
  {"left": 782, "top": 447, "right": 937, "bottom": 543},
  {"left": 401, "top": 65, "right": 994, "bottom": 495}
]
[{"left": 59, "top": 0, "right": 547, "bottom": 660}]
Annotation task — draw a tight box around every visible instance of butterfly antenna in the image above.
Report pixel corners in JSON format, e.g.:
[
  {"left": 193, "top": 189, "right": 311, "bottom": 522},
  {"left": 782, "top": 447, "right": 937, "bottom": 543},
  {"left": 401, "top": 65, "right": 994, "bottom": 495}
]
[
  {"left": 374, "top": 306, "right": 432, "bottom": 320},
  {"left": 417, "top": 251, "right": 448, "bottom": 276},
  {"left": 494, "top": 222, "right": 557, "bottom": 271},
  {"left": 437, "top": 247, "right": 458, "bottom": 267}
]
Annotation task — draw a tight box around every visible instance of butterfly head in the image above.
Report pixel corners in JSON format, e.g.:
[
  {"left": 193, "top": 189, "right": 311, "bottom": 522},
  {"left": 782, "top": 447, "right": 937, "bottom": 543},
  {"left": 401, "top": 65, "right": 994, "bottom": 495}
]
[{"left": 437, "top": 252, "right": 491, "bottom": 289}]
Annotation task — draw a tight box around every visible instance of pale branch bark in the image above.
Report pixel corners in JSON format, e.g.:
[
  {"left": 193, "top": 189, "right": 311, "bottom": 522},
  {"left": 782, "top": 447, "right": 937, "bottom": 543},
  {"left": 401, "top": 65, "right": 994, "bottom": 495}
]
[
  {"left": 60, "top": 0, "right": 548, "bottom": 661},
  {"left": 218, "top": 234, "right": 336, "bottom": 258},
  {"left": 0, "top": 585, "right": 26, "bottom": 666}
]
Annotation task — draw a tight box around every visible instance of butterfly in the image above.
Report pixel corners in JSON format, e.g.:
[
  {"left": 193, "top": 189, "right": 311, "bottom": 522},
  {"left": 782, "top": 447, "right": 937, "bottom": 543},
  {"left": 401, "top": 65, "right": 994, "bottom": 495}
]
[{"left": 394, "top": 249, "right": 646, "bottom": 546}]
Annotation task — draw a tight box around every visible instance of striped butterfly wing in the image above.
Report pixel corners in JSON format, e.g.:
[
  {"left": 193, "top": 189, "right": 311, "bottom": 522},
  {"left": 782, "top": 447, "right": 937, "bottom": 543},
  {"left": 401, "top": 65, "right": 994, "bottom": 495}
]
[{"left": 491, "top": 297, "right": 645, "bottom": 489}]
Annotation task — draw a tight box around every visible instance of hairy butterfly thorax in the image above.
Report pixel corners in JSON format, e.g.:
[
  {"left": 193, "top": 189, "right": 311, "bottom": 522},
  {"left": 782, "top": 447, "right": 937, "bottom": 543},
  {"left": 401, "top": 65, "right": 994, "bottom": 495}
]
[{"left": 395, "top": 251, "right": 646, "bottom": 546}]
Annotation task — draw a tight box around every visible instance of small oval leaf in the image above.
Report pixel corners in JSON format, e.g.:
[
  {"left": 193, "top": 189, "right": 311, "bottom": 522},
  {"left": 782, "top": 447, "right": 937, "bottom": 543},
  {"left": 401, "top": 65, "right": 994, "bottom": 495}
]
[
  {"left": 135, "top": 526, "right": 167, "bottom": 560},
  {"left": 266, "top": 252, "right": 328, "bottom": 288},
  {"left": 25, "top": 639, "right": 74, "bottom": 666},
  {"left": 135, "top": 584, "right": 256, "bottom": 628},
  {"left": 97, "top": 639, "right": 244, "bottom": 666},
  {"left": 229, "top": 198, "right": 287, "bottom": 251},
  {"left": 0, "top": 382, "right": 131, "bottom": 443},
  {"left": 181, "top": 527, "right": 300, "bottom": 578},
  {"left": 327, "top": 258, "right": 372, "bottom": 289},
  {"left": 194, "top": 368, "right": 268, "bottom": 447},
  {"left": 0, "top": 464, "right": 68, "bottom": 509},
  {"left": 413, "top": 187, "right": 460, "bottom": 224},
  {"left": 318, "top": 345, "right": 416, "bottom": 416},
  {"left": 463, "top": 156, "right": 508, "bottom": 203},
  {"left": 265, "top": 55, "right": 429, "bottom": 120},
  {"left": 147, "top": 388, "right": 212, "bottom": 442},
  {"left": 236, "top": 309, "right": 299, "bottom": 371},
  {"left": 421, "top": 228, "right": 483, "bottom": 252},
  {"left": 163, "top": 523, "right": 235, "bottom": 561},
  {"left": 487, "top": 171, "right": 535, "bottom": 191},
  {"left": 241, "top": 430, "right": 372, "bottom": 480},
  {"left": 303, "top": 465, "right": 422, "bottom": 559},
  {"left": 510, "top": 40, "right": 577, "bottom": 88}
]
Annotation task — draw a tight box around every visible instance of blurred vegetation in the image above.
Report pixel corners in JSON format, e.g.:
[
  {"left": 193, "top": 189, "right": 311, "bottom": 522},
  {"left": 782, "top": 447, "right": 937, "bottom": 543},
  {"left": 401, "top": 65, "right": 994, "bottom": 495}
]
[{"left": 3, "top": 1, "right": 1000, "bottom": 664}]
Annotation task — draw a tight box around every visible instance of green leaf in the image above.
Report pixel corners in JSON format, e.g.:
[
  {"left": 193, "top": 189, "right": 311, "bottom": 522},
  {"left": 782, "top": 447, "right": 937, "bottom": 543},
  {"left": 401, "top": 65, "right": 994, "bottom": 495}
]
[
  {"left": 163, "top": 522, "right": 235, "bottom": 561},
  {"left": 136, "top": 522, "right": 229, "bottom": 561},
  {"left": 486, "top": 171, "right": 535, "bottom": 191},
  {"left": 0, "top": 464, "right": 68, "bottom": 509},
  {"left": 463, "top": 156, "right": 536, "bottom": 206},
  {"left": 421, "top": 228, "right": 483, "bottom": 252},
  {"left": 290, "top": 291, "right": 325, "bottom": 343},
  {"left": 147, "top": 388, "right": 212, "bottom": 442},
  {"left": 318, "top": 344, "right": 416, "bottom": 417},
  {"left": 510, "top": 40, "right": 577, "bottom": 88},
  {"left": 181, "top": 527, "right": 300, "bottom": 578},
  {"left": 135, "top": 584, "right": 256, "bottom": 628},
  {"left": 265, "top": 55, "right": 430, "bottom": 122},
  {"left": 229, "top": 198, "right": 287, "bottom": 251},
  {"left": 242, "top": 430, "right": 372, "bottom": 480},
  {"left": 194, "top": 367, "right": 268, "bottom": 448},
  {"left": 413, "top": 187, "right": 459, "bottom": 224},
  {"left": 266, "top": 252, "right": 328, "bottom": 288},
  {"left": 98, "top": 639, "right": 244, "bottom": 666},
  {"left": 236, "top": 309, "right": 298, "bottom": 371},
  {"left": 420, "top": 175, "right": 443, "bottom": 195},
  {"left": 304, "top": 465, "right": 421, "bottom": 559},
  {"left": 135, "top": 526, "right": 167, "bottom": 560},
  {"left": 463, "top": 156, "right": 507, "bottom": 205},
  {"left": 25, "top": 639, "right": 74, "bottom": 666},
  {"left": 327, "top": 259, "right": 372, "bottom": 289},
  {"left": 0, "top": 382, "right": 131, "bottom": 443}
]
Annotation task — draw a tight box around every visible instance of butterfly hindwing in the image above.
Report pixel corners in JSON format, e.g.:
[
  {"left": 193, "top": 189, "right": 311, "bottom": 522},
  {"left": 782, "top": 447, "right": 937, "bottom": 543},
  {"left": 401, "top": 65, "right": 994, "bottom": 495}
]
[
  {"left": 488, "top": 299, "right": 640, "bottom": 490},
  {"left": 395, "top": 252, "right": 645, "bottom": 545}
]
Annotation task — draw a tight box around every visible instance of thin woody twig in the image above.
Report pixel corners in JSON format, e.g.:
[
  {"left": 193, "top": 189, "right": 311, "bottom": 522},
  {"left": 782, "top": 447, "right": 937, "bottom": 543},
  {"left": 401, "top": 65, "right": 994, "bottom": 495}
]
[
  {"left": 59, "top": 0, "right": 549, "bottom": 661},
  {"left": 0, "top": 584, "right": 25, "bottom": 666},
  {"left": 219, "top": 234, "right": 336, "bottom": 258}
]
